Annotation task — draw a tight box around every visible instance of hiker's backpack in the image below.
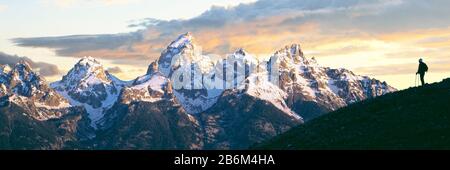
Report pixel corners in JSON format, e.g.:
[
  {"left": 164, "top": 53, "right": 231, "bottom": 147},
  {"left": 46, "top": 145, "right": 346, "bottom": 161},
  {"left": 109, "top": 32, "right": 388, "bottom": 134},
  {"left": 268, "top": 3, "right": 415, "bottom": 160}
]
[{"left": 424, "top": 63, "right": 428, "bottom": 72}]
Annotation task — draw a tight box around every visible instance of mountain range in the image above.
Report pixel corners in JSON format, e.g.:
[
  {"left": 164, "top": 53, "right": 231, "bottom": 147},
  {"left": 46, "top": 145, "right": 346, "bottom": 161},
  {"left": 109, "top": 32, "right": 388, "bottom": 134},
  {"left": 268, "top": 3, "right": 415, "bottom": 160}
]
[{"left": 0, "top": 33, "right": 396, "bottom": 149}]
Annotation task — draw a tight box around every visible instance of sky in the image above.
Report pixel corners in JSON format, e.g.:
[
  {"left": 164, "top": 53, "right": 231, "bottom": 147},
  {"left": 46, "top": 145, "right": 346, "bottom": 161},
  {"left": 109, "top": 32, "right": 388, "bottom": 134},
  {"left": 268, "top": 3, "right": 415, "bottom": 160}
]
[{"left": 0, "top": 0, "right": 449, "bottom": 89}]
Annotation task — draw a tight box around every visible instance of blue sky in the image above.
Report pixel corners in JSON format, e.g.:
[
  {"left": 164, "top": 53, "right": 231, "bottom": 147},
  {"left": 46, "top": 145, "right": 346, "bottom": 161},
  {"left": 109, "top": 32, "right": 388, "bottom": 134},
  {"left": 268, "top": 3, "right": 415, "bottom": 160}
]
[{"left": 0, "top": 0, "right": 255, "bottom": 35}]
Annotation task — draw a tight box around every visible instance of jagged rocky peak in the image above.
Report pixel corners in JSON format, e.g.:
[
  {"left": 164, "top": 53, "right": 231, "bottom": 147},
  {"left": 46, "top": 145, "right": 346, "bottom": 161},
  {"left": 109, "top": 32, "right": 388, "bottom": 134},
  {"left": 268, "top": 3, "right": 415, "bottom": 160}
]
[
  {"left": 287, "top": 44, "right": 305, "bottom": 59},
  {"left": 53, "top": 56, "right": 128, "bottom": 92},
  {"left": 123, "top": 60, "right": 172, "bottom": 103},
  {"left": 11, "top": 60, "right": 34, "bottom": 76},
  {"left": 0, "top": 65, "right": 11, "bottom": 84},
  {"left": 231, "top": 48, "right": 258, "bottom": 62},
  {"left": 0, "top": 60, "right": 71, "bottom": 121},
  {"left": 218, "top": 48, "right": 260, "bottom": 81},
  {"left": 60, "top": 56, "right": 110, "bottom": 85},
  {"left": 1, "top": 60, "right": 41, "bottom": 92},
  {"left": 51, "top": 56, "right": 128, "bottom": 129},
  {"left": 169, "top": 32, "right": 194, "bottom": 49},
  {"left": 0, "top": 83, "right": 7, "bottom": 97},
  {"left": 17, "top": 59, "right": 33, "bottom": 68},
  {"left": 273, "top": 44, "right": 308, "bottom": 66},
  {"left": 158, "top": 32, "right": 199, "bottom": 77},
  {"left": 221, "top": 48, "right": 258, "bottom": 72},
  {"left": 116, "top": 60, "right": 173, "bottom": 105},
  {"left": 79, "top": 56, "right": 99, "bottom": 63},
  {"left": 0, "top": 64, "right": 11, "bottom": 74},
  {"left": 119, "top": 73, "right": 171, "bottom": 104},
  {"left": 8, "top": 60, "right": 46, "bottom": 96},
  {"left": 235, "top": 48, "right": 248, "bottom": 56},
  {"left": 51, "top": 56, "right": 112, "bottom": 106},
  {"left": 146, "top": 61, "right": 159, "bottom": 75}
]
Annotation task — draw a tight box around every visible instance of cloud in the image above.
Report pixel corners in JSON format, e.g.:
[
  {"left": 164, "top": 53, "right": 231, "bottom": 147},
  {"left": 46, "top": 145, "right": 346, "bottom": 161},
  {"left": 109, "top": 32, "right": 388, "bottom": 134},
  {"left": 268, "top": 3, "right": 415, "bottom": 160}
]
[
  {"left": 13, "top": 33, "right": 145, "bottom": 60},
  {"left": 13, "top": 0, "right": 450, "bottom": 67},
  {"left": 106, "top": 66, "right": 123, "bottom": 74},
  {"left": 41, "top": 0, "right": 141, "bottom": 8},
  {"left": 0, "top": 52, "right": 61, "bottom": 76}
]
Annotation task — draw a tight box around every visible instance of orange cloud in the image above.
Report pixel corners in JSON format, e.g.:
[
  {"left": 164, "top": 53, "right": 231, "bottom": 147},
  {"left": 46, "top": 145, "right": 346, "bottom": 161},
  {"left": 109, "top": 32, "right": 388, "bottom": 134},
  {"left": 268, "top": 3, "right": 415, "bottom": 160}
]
[{"left": 376, "top": 27, "right": 450, "bottom": 43}]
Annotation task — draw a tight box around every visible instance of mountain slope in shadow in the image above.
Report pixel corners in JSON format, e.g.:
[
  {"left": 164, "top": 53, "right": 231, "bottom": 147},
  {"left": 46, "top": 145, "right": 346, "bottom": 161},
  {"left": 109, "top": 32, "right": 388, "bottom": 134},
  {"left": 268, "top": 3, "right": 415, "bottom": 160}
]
[{"left": 257, "top": 78, "right": 450, "bottom": 149}]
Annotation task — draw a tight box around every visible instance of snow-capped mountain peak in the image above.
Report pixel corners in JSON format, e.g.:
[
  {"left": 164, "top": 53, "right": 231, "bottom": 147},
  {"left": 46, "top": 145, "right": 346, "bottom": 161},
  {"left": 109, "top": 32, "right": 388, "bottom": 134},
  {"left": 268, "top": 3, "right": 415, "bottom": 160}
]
[
  {"left": 169, "top": 32, "right": 194, "bottom": 49},
  {"left": 158, "top": 32, "right": 199, "bottom": 77},
  {"left": 0, "top": 60, "right": 71, "bottom": 121},
  {"left": 146, "top": 61, "right": 159, "bottom": 75},
  {"left": 12, "top": 60, "right": 33, "bottom": 76},
  {"left": 51, "top": 57, "right": 128, "bottom": 129},
  {"left": 62, "top": 56, "right": 109, "bottom": 86},
  {"left": 235, "top": 48, "right": 248, "bottom": 56},
  {"left": 231, "top": 48, "right": 257, "bottom": 63},
  {"left": 17, "top": 59, "right": 32, "bottom": 68},
  {"left": 153, "top": 33, "right": 223, "bottom": 114},
  {"left": 8, "top": 60, "right": 44, "bottom": 96},
  {"left": 273, "top": 44, "right": 308, "bottom": 66},
  {"left": 118, "top": 72, "right": 171, "bottom": 105},
  {"left": 76, "top": 56, "right": 102, "bottom": 70}
]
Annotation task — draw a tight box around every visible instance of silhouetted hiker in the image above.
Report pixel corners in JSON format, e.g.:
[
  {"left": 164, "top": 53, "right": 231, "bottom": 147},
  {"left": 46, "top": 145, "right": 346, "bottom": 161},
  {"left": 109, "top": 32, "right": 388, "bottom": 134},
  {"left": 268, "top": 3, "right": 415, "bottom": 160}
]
[{"left": 416, "top": 58, "right": 428, "bottom": 86}]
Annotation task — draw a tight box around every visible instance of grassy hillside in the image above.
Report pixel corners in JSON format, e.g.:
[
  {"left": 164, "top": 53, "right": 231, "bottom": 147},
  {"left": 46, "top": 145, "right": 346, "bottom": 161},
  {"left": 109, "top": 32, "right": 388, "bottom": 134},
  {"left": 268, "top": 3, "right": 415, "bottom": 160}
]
[{"left": 257, "top": 78, "right": 450, "bottom": 149}]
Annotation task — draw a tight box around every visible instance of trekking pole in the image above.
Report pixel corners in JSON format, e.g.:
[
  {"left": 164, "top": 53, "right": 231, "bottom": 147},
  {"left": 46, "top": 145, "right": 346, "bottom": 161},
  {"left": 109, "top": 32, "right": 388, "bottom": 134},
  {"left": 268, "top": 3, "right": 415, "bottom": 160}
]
[{"left": 415, "top": 74, "right": 418, "bottom": 87}]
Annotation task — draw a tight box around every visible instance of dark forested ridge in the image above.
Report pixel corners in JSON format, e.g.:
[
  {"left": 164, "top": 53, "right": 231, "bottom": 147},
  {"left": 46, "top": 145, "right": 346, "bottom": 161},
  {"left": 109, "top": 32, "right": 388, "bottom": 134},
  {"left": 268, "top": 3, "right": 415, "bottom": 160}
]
[{"left": 257, "top": 78, "right": 450, "bottom": 149}]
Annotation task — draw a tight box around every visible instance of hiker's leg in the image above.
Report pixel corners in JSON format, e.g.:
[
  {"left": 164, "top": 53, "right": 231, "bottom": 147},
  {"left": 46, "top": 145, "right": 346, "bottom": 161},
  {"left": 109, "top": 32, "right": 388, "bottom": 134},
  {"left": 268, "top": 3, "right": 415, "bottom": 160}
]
[{"left": 420, "top": 73, "right": 425, "bottom": 86}]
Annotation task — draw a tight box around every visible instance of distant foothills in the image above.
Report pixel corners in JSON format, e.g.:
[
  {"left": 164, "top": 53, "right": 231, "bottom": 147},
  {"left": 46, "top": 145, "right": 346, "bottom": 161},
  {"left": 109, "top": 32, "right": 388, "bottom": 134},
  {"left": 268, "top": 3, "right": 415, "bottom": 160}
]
[{"left": 0, "top": 33, "right": 396, "bottom": 150}]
